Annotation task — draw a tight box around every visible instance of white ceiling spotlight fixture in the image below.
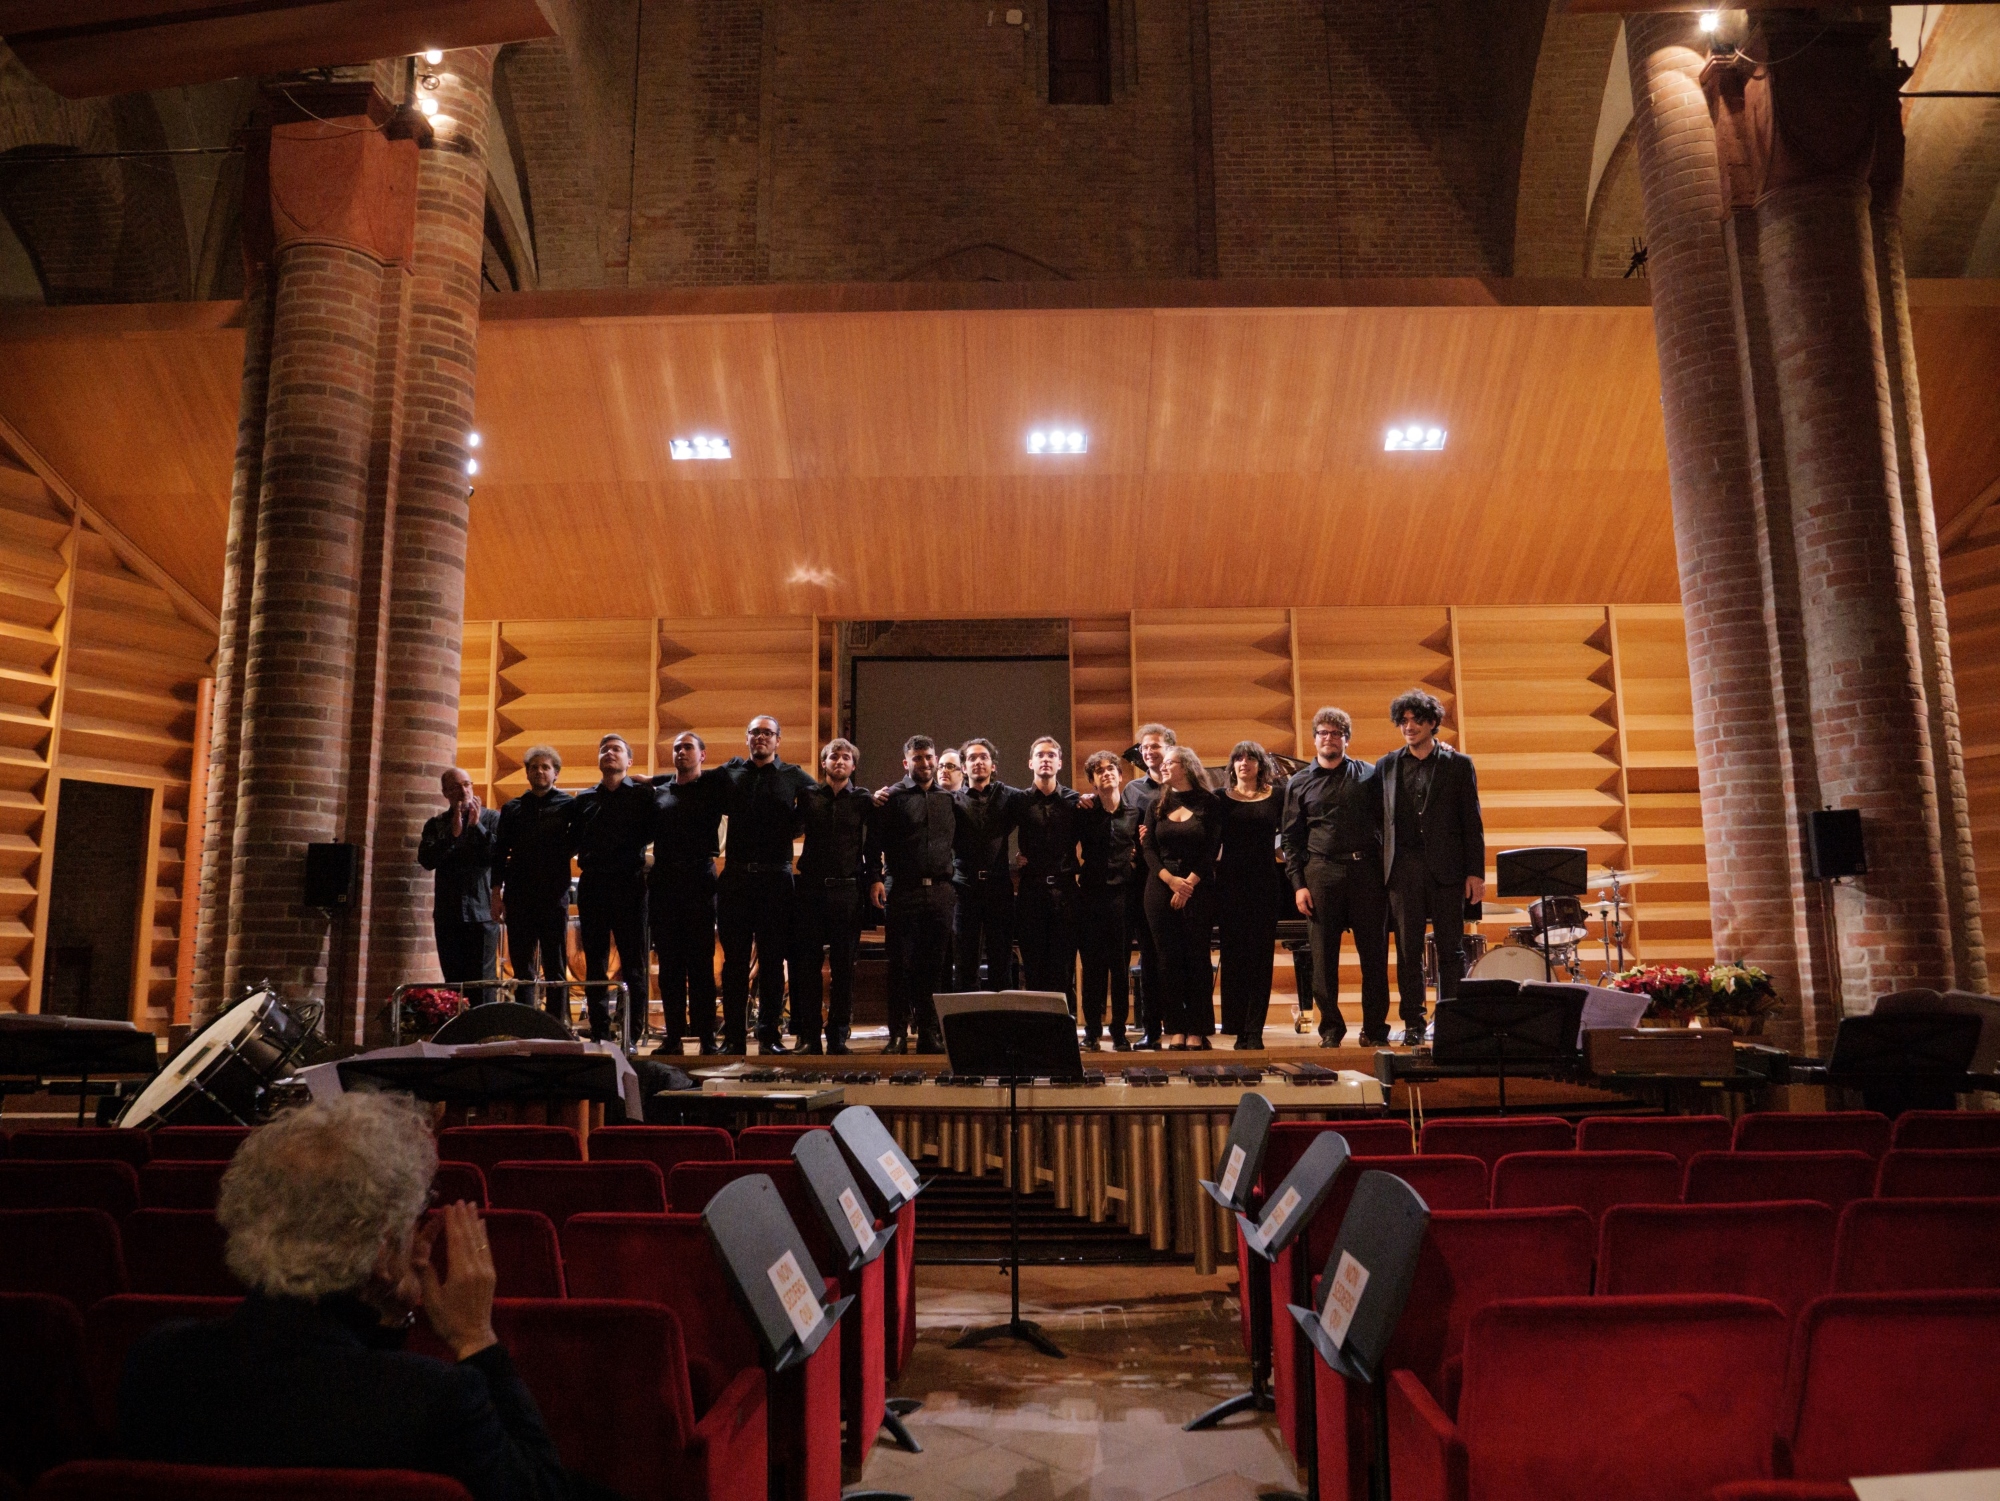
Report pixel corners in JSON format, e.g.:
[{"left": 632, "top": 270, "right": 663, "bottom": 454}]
[
  {"left": 1026, "top": 428, "right": 1087, "bottom": 455},
  {"left": 1384, "top": 423, "right": 1447, "bottom": 453},
  {"left": 423, "top": 48, "right": 445, "bottom": 63},
  {"left": 465, "top": 431, "right": 481, "bottom": 478},
  {"left": 670, "top": 435, "right": 732, "bottom": 461}
]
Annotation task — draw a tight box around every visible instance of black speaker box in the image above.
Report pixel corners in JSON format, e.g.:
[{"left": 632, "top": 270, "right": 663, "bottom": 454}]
[
  {"left": 1806, "top": 809, "right": 1866, "bottom": 881},
  {"left": 303, "top": 842, "right": 359, "bottom": 909}
]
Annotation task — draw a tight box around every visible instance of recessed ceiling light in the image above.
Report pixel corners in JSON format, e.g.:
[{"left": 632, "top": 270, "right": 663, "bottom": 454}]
[
  {"left": 1698, "top": 12, "right": 1719, "bottom": 33},
  {"left": 467, "top": 431, "right": 481, "bottom": 448},
  {"left": 670, "top": 435, "right": 732, "bottom": 461},
  {"left": 423, "top": 48, "right": 444, "bottom": 63},
  {"left": 1384, "top": 424, "right": 1446, "bottom": 452},
  {"left": 1027, "top": 429, "right": 1086, "bottom": 455}
]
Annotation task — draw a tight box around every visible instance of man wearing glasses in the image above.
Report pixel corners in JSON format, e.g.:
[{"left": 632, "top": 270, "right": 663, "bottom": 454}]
[
  {"left": 716, "top": 716, "right": 816, "bottom": 1053},
  {"left": 1281, "top": 708, "right": 1389, "bottom": 1047}
]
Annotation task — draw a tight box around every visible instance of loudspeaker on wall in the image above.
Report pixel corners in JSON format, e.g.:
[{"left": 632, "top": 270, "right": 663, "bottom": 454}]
[{"left": 1806, "top": 809, "right": 1866, "bottom": 881}]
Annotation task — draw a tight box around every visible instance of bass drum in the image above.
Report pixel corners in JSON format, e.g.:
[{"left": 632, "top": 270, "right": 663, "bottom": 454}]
[
  {"left": 1465, "top": 943, "right": 1555, "bottom": 984},
  {"left": 1423, "top": 932, "right": 1489, "bottom": 986},
  {"left": 119, "top": 990, "right": 313, "bottom": 1129}
]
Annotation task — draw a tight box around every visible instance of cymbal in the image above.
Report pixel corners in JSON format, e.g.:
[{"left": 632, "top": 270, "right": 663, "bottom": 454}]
[{"left": 1586, "top": 867, "right": 1662, "bottom": 887}]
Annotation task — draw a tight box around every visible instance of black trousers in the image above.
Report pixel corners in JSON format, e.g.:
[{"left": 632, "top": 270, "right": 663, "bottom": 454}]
[
  {"left": 718, "top": 868, "right": 795, "bottom": 1049},
  {"left": 1015, "top": 874, "right": 1078, "bottom": 1009},
  {"left": 436, "top": 917, "right": 500, "bottom": 987},
  {"left": 791, "top": 881, "right": 862, "bottom": 1048},
  {"left": 577, "top": 876, "right": 647, "bottom": 1042},
  {"left": 1077, "top": 883, "right": 1129, "bottom": 1040},
  {"left": 1305, "top": 858, "right": 1392, "bottom": 1042},
  {"left": 1127, "top": 880, "right": 1165, "bottom": 1040},
  {"left": 1143, "top": 876, "right": 1215, "bottom": 1036},
  {"left": 651, "top": 866, "right": 716, "bottom": 1045},
  {"left": 887, "top": 883, "right": 955, "bottom": 1044},
  {"left": 1218, "top": 878, "right": 1280, "bottom": 1043},
  {"left": 503, "top": 897, "right": 568, "bottom": 999},
  {"left": 953, "top": 876, "right": 1014, "bottom": 991},
  {"left": 1389, "top": 857, "right": 1466, "bottom": 1025}
]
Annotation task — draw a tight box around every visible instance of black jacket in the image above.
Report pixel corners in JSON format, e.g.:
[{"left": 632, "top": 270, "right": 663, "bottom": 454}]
[
  {"left": 1376, "top": 743, "right": 1484, "bottom": 886},
  {"left": 491, "top": 789, "right": 575, "bottom": 903},
  {"left": 118, "top": 1295, "right": 570, "bottom": 1501},
  {"left": 419, "top": 807, "right": 500, "bottom": 923}
]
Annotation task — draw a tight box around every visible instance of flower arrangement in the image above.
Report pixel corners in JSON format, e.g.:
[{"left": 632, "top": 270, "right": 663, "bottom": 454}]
[
  {"left": 1607, "top": 962, "right": 1782, "bottom": 1031},
  {"left": 398, "top": 986, "right": 469, "bottom": 1040}
]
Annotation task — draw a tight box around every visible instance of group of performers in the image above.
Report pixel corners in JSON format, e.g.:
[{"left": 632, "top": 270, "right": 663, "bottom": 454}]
[{"left": 416, "top": 689, "right": 1484, "bottom": 1055}]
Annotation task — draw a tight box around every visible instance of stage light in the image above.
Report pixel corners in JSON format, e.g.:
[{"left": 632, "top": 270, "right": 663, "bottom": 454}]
[
  {"left": 423, "top": 48, "right": 444, "bottom": 63},
  {"left": 418, "top": 97, "right": 438, "bottom": 116},
  {"left": 1027, "top": 428, "right": 1086, "bottom": 454},
  {"left": 670, "top": 435, "right": 732, "bottom": 461},
  {"left": 467, "top": 431, "right": 481, "bottom": 448},
  {"left": 1384, "top": 424, "right": 1447, "bottom": 452},
  {"left": 465, "top": 458, "right": 479, "bottom": 476},
  {"left": 1698, "top": 11, "right": 1719, "bottom": 32}
]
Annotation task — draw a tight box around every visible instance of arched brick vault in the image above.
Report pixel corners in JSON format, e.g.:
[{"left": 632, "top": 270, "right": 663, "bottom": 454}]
[
  {"left": 1513, "top": 2, "right": 1621, "bottom": 276},
  {"left": 1902, "top": 5, "right": 2000, "bottom": 277}
]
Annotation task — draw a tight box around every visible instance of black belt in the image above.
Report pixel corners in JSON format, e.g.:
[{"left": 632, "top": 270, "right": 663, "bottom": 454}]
[
  {"left": 1024, "top": 871, "right": 1075, "bottom": 886},
  {"left": 1311, "top": 851, "right": 1369, "bottom": 864},
  {"left": 732, "top": 861, "right": 792, "bottom": 874},
  {"left": 813, "top": 877, "right": 858, "bottom": 887}
]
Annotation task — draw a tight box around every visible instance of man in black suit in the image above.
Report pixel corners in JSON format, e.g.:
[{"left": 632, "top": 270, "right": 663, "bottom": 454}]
[
  {"left": 1376, "top": 689, "right": 1485, "bottom": 1045},
  {"left": 651, "top": 731, "right": 727, "bottom": 1054},
  {"left": 489, "top": 745, "right": 574, "bottom": 1018},
  {"left": 570, "top": 734, "right": 655, "bottom": 1042},
  {"left": 715, "top": 716, "right": 816, "bottom": 1054},
  {"left": 119, "top": 1092, "right": 572, "bottom": 1501},
  {"left": 868, "top": 735, "right": 958, "bottom": 1054},
  {"left": 418, "top": 768, "right": 502, "bottom": 988},
  {"left": 1283, "top": 706, "right": 1391, "bottom": 1047},
  {"left": 791, "top": 737, "right": 875, "bottom": 1055}
]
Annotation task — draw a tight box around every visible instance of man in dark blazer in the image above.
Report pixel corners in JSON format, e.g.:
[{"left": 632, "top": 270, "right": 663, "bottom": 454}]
[
  {"left": 489, "top": 745, "right": 575, "bottom": 1017},
  {"left": 419, "top": 768, "right": 502, "bottom": 987},
  {"left": 1377, "top": 689, "right": 1485, "bottom": 1044}
]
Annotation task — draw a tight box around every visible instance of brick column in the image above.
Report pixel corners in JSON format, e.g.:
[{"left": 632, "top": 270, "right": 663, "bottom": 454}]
[
  {"left": 367, "top": 50, "right": 495, "bottom": 1007},
  {"left": 1623, "top": 14, "right": 1811, "bottom": 1044}
]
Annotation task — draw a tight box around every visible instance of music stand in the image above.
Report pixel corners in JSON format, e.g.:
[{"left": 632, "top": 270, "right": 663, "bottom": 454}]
[
  {"left": 1187, "top": 1092, "right": 1278, "bottom": 1432},
  {"left": 1827, "top": 1012, "right": 1983, "bottom": 1115},
  {"left": 1288, "top": 1172, "right": 1431, "bottom": 1501},
  {"left": 937, "top": 991, "right": 1082, "bottom": 1358},
  {"left": 1235, "top": 1131, "right": 1352, "bottom": 1501},
  {"left": 830, "top": 1105, "right": 927, "bottom": 1441},
  {"left": 701, "top": 1174, "right": 853, "bottom": 1501},
  {"left": 1495, "top": 847, "right": 1588, "bottom": 981},
  {"left": 1430, "top": 983, "right": 1586, "bottom": 1114}
]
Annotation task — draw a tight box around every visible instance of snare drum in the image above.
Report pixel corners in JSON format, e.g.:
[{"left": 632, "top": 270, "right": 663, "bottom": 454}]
[
  {"left": 1423, "top": 932, "right": 1489, "bottom": 986},
  {"left": 119, "top": 990, "right": 312, "bottom": 1129},
  {"left": 1529, "top": 895, "right": 1591, "bottom": 949}
]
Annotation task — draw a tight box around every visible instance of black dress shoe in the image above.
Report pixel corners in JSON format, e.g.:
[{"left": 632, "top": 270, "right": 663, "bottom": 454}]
[
  {"left": 1112, "top": 1037, "right": 1132, "bottom": 1052},
  {"left": 827, "top": 1039, "right": 852, "bottom": 1056},
  {"left": 1401, "top": 1022, "right": 1427, "bottom": 1046},
  {"left": 883, "top": 1037, "right": 909, "bottom": 1055},
  {"left": 1358, "top": 1031, "right": 1392, "bottom": 1048},
  {"left": 915, "top": 1036, "right": 944, "bottom": 1055},
  {"left": 722, "top": 1037, "right": 748, "bottom": 1055},
  {"left": 800, "top": 1041, "right": 824, "bottom": 1055},
  {"left": 697, "top": 1037, "right": 723, "bottom": 1056},
  {"left": 1320, "top": 1032, "right": 1348, "bottom": 1049},
  {"left": 1237, "top": 1034, "right": 1265, "bottom": 1051},
  {"left": 759, "top": 1036, "right": 791, "bottom": 1055}
]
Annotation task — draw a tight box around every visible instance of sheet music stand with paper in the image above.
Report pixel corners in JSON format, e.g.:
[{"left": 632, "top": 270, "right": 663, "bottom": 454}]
[
  {"left": 1430, "top": 983, "right": 1587, "bottom": 1114},
  {"left": 1235, "top": 1130, "right": 1353, "bottom": 1501},
  {"left": 829, "top": 1105, "right": 928, "bottom": 1448},
  {"left": 1288, "top": 1171, "right": 1431, "bottom": 1501},
  {"left": 1187, "top": 1092, "right": 1278, "bottom": 1432},
  {"left": 1495, "top": 846, "right": 1588, "bottom": 981},
  {"left": 936, "top": 990, "right": 1083, "bottom": 1358},
  {"left": 701, "top": 1174, "right": 853, "bottom": 1501}
]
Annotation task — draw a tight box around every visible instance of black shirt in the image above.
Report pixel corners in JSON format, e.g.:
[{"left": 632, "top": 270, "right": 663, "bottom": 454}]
[
  {"left": 570, "top": 777, "right": 658, "bottom": 882},
  {"left": 490, "top": 788, "right": 575, "bottom": 901},
  {"left": 797, "top": 782, "right": 878, "bottom": 883},
  {"left": 1281, "top": 757, "right": 1383, "bottom": 888},
  {"left": 870, "top": 778, "right": 958, "bottom": 889},
  {"left": 651, "top": 769, "right": 726, "bottom": 878},
  {"left": 1078, "top": 788, "right": 1142, "bottom": 888},
  {"left": 1143, "top": 788, "right": 1222, "bottom": 883},
  {"left": 419, "top": 806, "right": 500, "bottom": 922},
  {"left": 1393, "top": 746, "right": 1440, "bottom": 853},
  {"left": 1217, "top": 791, "right": 1285, "bottom": 897},
  {"left": 717, "top": 757, "right": 816, "bottom": 869},
  {"left": 1015, "top": 784, "right": 1083, "bottom": 877},
  {"left": 953, "top": 781, "right": 1019, "bottom": 884}
]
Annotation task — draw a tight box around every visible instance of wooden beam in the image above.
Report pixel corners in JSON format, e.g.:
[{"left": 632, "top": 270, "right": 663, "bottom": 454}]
[
  {"left": 128, "top": 781, "right": 165, "bottom": 1025},
  {"left": 1941, "top": 474, "right": 2000, "bottom": 555},
  {"left": 172, "top": 674, "right": 214, "bottom": 1028},
  {"left": 25, "top": 512, "right": 78, "bottom": 1015}
]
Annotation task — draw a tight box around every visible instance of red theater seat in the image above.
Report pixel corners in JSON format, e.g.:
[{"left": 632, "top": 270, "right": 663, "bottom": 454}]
[
  {"left": 1490, "top": 1150, "right": 1681, "bottom": 1225},
  {"left": 147, "top": 1128, "right": 249, "bottom": 1161},
  {"left": 433, "top": 1126, "right": 580, "bottom": 1177},
  {"left": 1683, "top": 1152, "right": 1876, "bottom": 1211},
  {"left": 1260, "top": 1123, "right": 1418, "bottom": 1190},
  {"left": 0, "top": 1293, "right": 92, "bottom": 1487},
  {"left": 486, "top": 1298, "right": 765, "bottom": 1501},
  {"left": 884, "top": 1198, "right": 917, "bottom": 1382},
  {"left": 426, "top": 1209, "right": 566, "bottom": 1299},
  {"left": 1731, "top": 1112, "right": 1891, "bottom": 1159},
  {"left": 1577, "top": 1115, "right": 1732, "bottom": 1165},
  {"left": 136, "top": 1162, "right": 227, "bottom": 1211},
  {"left": 0, "top": 1163, "right": 139, "bottom": 1219},
  {"left": 735, "top": 1125, "right": 828, "bottom": 1160},
  {"left": 8, "top": 1132, "right": 151, "bottom": 1167},
  {"left": 0, "top": 1210, "right": 128, "bottom": 1309},
  {"left": 1874, "top": 1147, "right": 2000, "bottom": 1199},
  {"left": 487, "top": 1160, "right": 665, "bottom": 1227},
  {"left": 1597, "top": 1203, "right": 1837, "bottom": 1324},
  {"left": 1709, "top": 1486, "right": 1857, "bottom": 1500},
  {"left": 1779, "top": 1291, "right": 2000, "bottom": 1481},
  {"left": 1890, "top": 1110, "right": 2000, "bottom": 1151},
  {"left": 1389, "top": 1296, "right": 1790, "bottom": 1501},
  {"left": 1832, "top": 1198, "right": 2000, "bottom": 1293},
  {"left": 82, "top": 1296, "right": 240, "bottom": 1436},
  {"left": 589, "top": 1125, "right": 734, "bottom": 1177},
  {"left": 27, "top": 1462, "right": 472, "bottom": 1500},
  {"left": 121, "top": 1211, "right": 237, "bottom": 1298},
  {"left": 1418, "top": 1116, "right": 1574, "bottom": 1171},
  {"left": 430, "top": 1162, "right": 487, "bottom": 1208}
]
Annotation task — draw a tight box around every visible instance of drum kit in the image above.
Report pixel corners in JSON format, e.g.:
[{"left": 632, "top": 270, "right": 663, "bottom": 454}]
[
  {"left": 1459, "top": 867, "right": 1659, "bottom": 985},
  {"left": 118, "top": 987, "right": 325, "bottom": 1129}
]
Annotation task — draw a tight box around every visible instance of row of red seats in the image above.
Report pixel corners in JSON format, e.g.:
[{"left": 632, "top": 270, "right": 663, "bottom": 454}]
[{"left": 0, "top": 1126, "right": 252, "bottom": 1166}]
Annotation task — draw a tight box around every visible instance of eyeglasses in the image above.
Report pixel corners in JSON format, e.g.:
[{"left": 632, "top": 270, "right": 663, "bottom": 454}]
[{"left": 747, "top": 727, "right": 778, "bottom": 738}]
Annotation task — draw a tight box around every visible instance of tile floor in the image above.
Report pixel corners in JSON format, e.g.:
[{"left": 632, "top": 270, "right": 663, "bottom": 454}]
[{"left": 858, "top": 1266, "right": 1300, "bottom": 1501}]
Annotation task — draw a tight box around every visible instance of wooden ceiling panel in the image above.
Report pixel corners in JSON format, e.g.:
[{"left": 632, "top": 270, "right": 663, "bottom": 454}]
[
  {"left": 773, "top": 313, "right": 970, "bottom": 478},
  {"left": 960, "top": 311, "right": 1154, "bottom": 476},
  {"left": 1910, "top": 302, "right": 2000, "bottom": 530}
]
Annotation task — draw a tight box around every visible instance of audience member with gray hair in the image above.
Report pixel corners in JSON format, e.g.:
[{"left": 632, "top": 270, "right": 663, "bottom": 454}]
[{"left": 118, "top": 1092, "right": 574, "bottom": 1500}]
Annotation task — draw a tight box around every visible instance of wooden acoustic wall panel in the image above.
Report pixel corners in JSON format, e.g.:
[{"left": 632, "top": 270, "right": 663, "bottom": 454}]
[
  {"left": 1943, "top": 502, "right": 2000, "bottom": 961},
  {"left": 655, "top": 616, "right": 817, "bottom": 771},
  {"left": 491, "top": 621, "right": 653, "bottom": 798},
  {"left": 59, "top": 529, "right": 212, "bottom": 1022},
  {"left": 1610, "top": 606, "right": 1713, "bottom": 968},
  {"left": 1291, "top": 606, "right": 1458, "bottom": 763},
  {"left": 1130, "top": 608, "right": 1295, "bottom": 765},
  {"left": 0, "top": 461, "right": 68, "bottom": 1011},
  {"left": 1069, "top": 615, "right": 1133, "bottom": 763},
  {"left": 458, "top": 623, "right": 496, "bottom": 801}
]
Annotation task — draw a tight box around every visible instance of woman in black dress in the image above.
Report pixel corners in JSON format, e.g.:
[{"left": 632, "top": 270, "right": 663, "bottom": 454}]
[
  {"left": 1142, "top": 746, "right": 1221, "bottom": 1050},
  {"left": 1216, "top": 740, "right": 1284, "bottom": 1050}
]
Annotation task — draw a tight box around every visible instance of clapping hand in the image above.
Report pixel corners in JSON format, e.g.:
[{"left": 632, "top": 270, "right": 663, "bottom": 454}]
[{"left": 416, "top": 1201, "right": 498, "bottom": 1361}]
